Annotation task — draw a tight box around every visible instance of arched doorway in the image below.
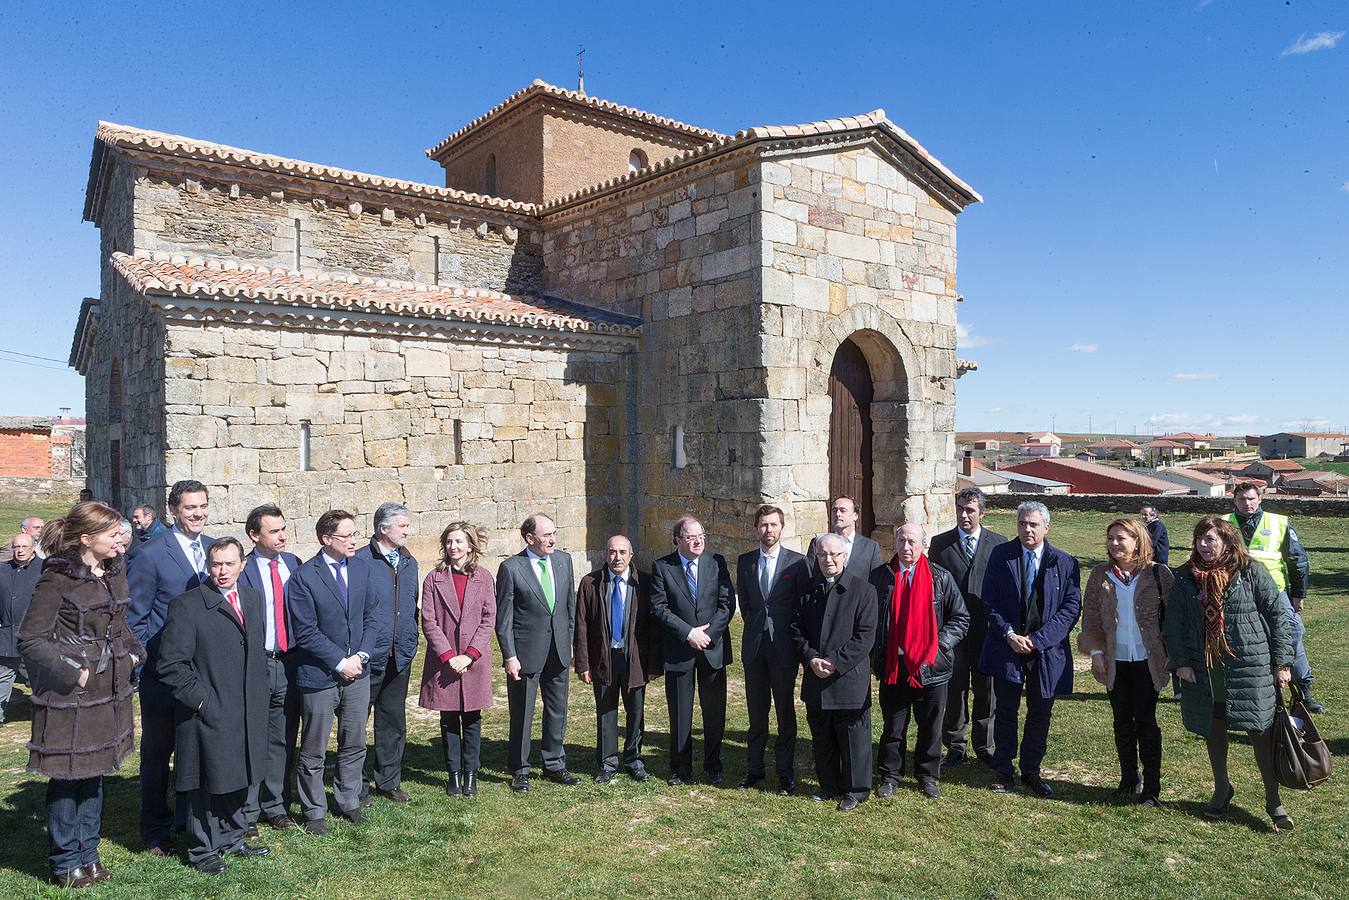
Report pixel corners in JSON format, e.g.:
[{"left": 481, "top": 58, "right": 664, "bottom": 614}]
[{"left": 828, "top": 337, "right": 875, "bottom": 536}]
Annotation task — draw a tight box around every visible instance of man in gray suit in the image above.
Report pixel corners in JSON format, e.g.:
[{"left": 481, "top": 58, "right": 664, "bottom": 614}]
[
  {"left": 495, "top": 514, "right": 578, "bottom": 792},
  {"left": 735, "top": 505, "right": 808, "bottom": 794},
  {"left": 928, "top": 487, "right": 1008, "bottom": 771},
  {"left": 650, "top": 515, "right": 735, "bottom": 786},
  {"left": 807, "top": 496, "right": 882, "bottom": 581}
]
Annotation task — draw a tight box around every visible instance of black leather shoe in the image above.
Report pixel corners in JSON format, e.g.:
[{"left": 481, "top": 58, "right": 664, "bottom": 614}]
[
  {"left": 836, "top": 795, "right": 861, "bottom": 812},
  {"left": 594, "top": 771, "right": 616, "bottom": 785},
  {"left": 446, "top": 772, "right": 462, "bottom": 796},
  {"left": 706, "top": 771, "right": 724, "bottom": 786},
  {"left": 87, "top": 861, "right": 112, "bottom": 883},
  {"left": 243, "top": 825, "right": 260, "bottom": 840},
  {"left": 510, "top": 774, "right": 530, "bottom": 793},
  {"left": 976, "top": 750, "right": 996, "bottom": 769},
  {"left": 989, "top": 777, "right": 1015, "bottom": 794},
  {"left": 1115, "top": 778, "right": 1142, "bottom": 800},
  {"left": 303, "top": 818, "right": 328, "bottom": 835},
  {"left": 666, "top": 775, "right": 685, "bottom": 787},
  {"left": 192, "top": 854, "right": 228, "bottom": 875},
  {"left": 543, "top": 769, "right": 581, "bottom": 786},
  {"left": 875, "top": 781, "right": 899, "bottom": 799},
  {"left": 52, "top": 866, "right": 94, "bottom": 888},
  {"left": 628, "top": 768, "right": 649, "bottom": 782},
  {"left": 777, "top": 778, "right": 796, "bottom": 796},
  {"left": 736, "top": 776, "right": 763, "bottom": 790},
  {"left": 941, "top": 750, "right": 967, "bottom": 774},
  {"left": 1269, "top": 806, "right": 1295, "bottom": 832},
  {"left": 918, "top": 777, "right": 941, "bottom": 800},
  {"left": 1022, "top": 774, "right": 1054, "bottom": 798},
  {"left": 377, "top": 787, "right": 411, "bottom": 803},
  {"left": 231, "top": 843, "right": 271, "bottom": 858},
  {"left": 267, "top": 815, "right": 296, "bottom": 830},
  {"left": 338, "top": 807, "right": 367, "bottom": 825},
  {"left": 463, "top": 771, "right": 478, "bottom": 796}
]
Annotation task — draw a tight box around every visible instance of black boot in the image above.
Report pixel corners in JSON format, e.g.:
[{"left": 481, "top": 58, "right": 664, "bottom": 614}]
[
  {"left": 1295, "top": 682, "right": 1326, "bottom": 714},
  {"left": 462, "top": 771, "right": 478, "bottom": 797},
  {"left": 446, "top": 772, "right": 462, "bottom": 796}
]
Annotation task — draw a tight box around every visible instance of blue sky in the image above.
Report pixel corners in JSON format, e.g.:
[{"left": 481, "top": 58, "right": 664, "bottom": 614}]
[{"left": 1, "top": 1, "right": 1344, "bottom": 435}]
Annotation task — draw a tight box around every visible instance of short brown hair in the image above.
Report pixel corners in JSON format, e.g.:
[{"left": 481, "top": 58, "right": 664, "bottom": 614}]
[
  {"left": 437, "top": 521, "right": 486, "bottom": 575},
  {"left": 1234, "top": 481, "right": 1263, "bottom": 497},
  {"left": 315, "top": 509, "right": 355, "bottom": 540},
  {"left": 828, "top": 495, "right": 857, "bottom": 511},
  {"left": 754, "top": 505, "right": 785, "bottom": 527},
  {"left": 1106, "top": 517, "right": 1153, "bottom": 570}
]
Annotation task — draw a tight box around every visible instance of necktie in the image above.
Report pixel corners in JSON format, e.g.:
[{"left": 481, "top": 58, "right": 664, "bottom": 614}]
[
  {"left": 384, "top": 550, "right": 400, "bottom": 568},
  {"left": 191, "top": 540, "right": 205, "bottom": 575},
  {"left": 333, "top": 561, "right": 348, "bottom": 608},
  {"left": 226, "top": 590, "right": 244, "bottom": 623},
  {"left": 685, "top": 559, "right": 697, "bottom": 598},
  {"left": 1022, "top": 550, "right": 1036, "bottom": 604},
  {"left": 759, "top": 554, "right": 773, "bottom": 598},
  {"left": 270, "top": 559, "right": 288, "bottom": 652},
  {"left": 537, "top": 559, "right": 555, "bottom": 612},
  {"left": 962, "top": 534, "right": 975, "bottom": 562},
  {"left": 610, "top": 577, "right": 624, "bottom": 645}
]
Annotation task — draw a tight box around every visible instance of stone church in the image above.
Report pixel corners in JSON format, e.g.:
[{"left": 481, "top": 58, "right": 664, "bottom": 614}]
[{"left": 70, "top": 79, "right": 980, "bottom": 561}]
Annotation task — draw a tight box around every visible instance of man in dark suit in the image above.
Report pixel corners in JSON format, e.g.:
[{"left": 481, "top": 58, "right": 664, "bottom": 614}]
[
  {"left": 792, "top": 533, "right": 877, "bottom": 812},
  {"left": 127, "top": 479, "right": 214, "bottom": 855},
  {"left": 0, "top": 532, "right": 42, "bottom": 724},
  {"left": 978, "top": 501, "right": 1081, "bottom": 798},
  {"left": 357, "top": 502, "right": 420, "bottom": 805},
  {"left": 1141, "top": 506, "right": 1169, "bottom": 566},
  {"left": 238, "top": 505, "right": 302, "bottom": 832},
  {"left": 929, "top": 487, "right": 1008, "bottom": 772},
  {"left": 735, "top": 504, "right": 808, "bottom": 794},
  {"left": 650, "top": 515, "right": 735, "bottom": 786},
  {"left": 288, "top": 509, "right": 386, "bottom": 834},
  {"left": 495, "top": 513, "right": 579, "bottom": 792},
  {"left": 872, "top": 524, "right": 969, "bottom": 800},
  {"left": 574, "top": 534, "right": 662, "bottom": 784},
  {"left": 156, "top": 538, "right": 271, "bottom": 874},
  {"left": 807, "top": 495, "right": 882, "bottom": 580}
]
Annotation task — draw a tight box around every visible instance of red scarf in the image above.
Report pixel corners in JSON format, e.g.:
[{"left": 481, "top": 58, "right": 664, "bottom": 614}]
[{"left": 884, "top": 555, "right": 938, "bottom": 688}]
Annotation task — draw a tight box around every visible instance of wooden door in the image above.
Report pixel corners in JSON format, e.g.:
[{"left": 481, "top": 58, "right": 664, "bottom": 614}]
[{"left": 828, "top": 338, "right": 875, "bottom": 536}]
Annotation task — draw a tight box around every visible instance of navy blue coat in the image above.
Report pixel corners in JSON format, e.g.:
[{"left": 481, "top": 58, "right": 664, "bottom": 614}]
[
  {"left": 286, "top": 552, "right": 384, "bottom": 691},
  {"left": 356, "top": 542, "right": 419, "bottom": 672},
  {"left": 127, "top": 530, "right": 216, "bottom": 663},
  {"left": 977, "top": 540, "right": 1081, "bottom": 699},
  {"left": 238, "top": 550, "right": 303, "bottom": 647},
  {"left": 0, "top": 556, "right": 43, "bottom": 657}
]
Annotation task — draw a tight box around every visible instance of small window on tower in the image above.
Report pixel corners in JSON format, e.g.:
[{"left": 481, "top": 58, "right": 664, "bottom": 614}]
[
  {"left": 628, "top": 148, "right": 648, "bottom": 174},
  {"left": 484, "top": 154, "right": 497, "bottom": 195}
]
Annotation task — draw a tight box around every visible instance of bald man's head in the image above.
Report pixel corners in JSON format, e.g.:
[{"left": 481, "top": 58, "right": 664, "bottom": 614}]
[{"left": 895, "top": 523, "right": 927, "bottom": 567}]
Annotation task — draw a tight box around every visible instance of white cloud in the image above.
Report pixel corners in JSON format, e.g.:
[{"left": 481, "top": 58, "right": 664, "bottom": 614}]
[
  {"left": 1281, "top": 417, "right": 1333, "bottom": 431},
  {"left": 1282, "top": 31, "right": 1344, "bottom": 56},
  {"left": 985, "top": 406, "right": 1007, "bottom": 414},
  {"left": 1171, "top": 372, "right": 1219, "bottom": 381},
  {"left": 1146, "top": 412, "right": 1259, "bottom": 432},
  {"left": 1068, "top": 343, "right": 1098, "bottom": 353},
  {"left": 956, "top": 322, "right": 995, "bottom": 349}
]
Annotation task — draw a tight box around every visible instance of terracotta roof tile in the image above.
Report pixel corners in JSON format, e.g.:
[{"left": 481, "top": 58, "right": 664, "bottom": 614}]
[
  {"left": 1245, "top": 459, "right": 1305, "bottom": 471},
  {"left": 95, "top": 121, "right": 538, "bottom": 214},
  {"left": 426, "top": 79, "right": 726, "bottom": 159},
  {"left": 110, "top": 252, "right": 640, "bottom": 337}
]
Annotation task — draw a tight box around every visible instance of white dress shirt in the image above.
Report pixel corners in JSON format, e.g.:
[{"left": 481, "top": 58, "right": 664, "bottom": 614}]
[
  {"left": 173, "top": 528, "right": 207, "bottom": 574},
  {"left": 254, "top": 553, "right": 291, "bottom": 652},
  {"left": 1107, "top": 570, "right": 1148, "bottom": 662}
]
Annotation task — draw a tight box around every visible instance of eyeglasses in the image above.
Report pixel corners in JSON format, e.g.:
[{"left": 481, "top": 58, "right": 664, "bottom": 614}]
[
  {"left": 329, "top": 531, "right": 359, "bottom": 541},
  {"left": 817, "top": 550, "right": 847, "bottom": 559}
]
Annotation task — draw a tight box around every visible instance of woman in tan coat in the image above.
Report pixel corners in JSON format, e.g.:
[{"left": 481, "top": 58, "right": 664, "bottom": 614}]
[
  {"left": 419, "top": 522, "right": 495, "bottom": 798},
  {"left": 1078, "top": 517, "right": 1172, "bottom": 806},
  {"left": 20, "top": 502, "right": 144, "bottom": 888}
]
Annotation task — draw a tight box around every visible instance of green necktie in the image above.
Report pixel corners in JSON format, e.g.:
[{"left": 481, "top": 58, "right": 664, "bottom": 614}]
[{"left": 537, "top": 558, "right": 556, "bottom": 612}]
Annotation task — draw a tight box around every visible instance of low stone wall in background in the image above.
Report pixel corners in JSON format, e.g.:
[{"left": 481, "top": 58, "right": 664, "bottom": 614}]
[
  {"left": 986, "top": 492, "right": 1349, "bottom": 518},
  {"left": 0, "top": 476, "right": 85, "bottom": 506}
]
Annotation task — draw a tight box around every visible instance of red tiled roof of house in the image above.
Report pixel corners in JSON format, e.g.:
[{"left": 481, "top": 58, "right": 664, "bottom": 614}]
[
  {"left": 1087, "top": 438, "right": 1140, "bottom": 449},
  {"left": 110, "top": 252, "right": 641, "bottom": 337},
  {"left": 1145, "top": 439, "right": 1189, "bottom": 449},
  {"left": 1247, "top": 459, "right": 1305, "bottom": 471},
  {"left": 1005, "top": 457, "right": 1185, "bottom": 493},
  {"left": 426, "top": 79, "right": 726, "bottom": 160}
]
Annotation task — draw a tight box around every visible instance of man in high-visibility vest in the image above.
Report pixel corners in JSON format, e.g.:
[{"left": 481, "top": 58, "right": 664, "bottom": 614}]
[{"left": 1226, "top": 482, "right": 1321, "bottom": 712}]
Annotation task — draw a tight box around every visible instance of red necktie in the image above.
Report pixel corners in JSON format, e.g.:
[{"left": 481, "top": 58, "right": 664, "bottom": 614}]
[
  {"left": 270, "top": 559, "right": 288, "bottom": 652},
  {"left": 226, "top": 590, "right": 244, "bottom": 624}
]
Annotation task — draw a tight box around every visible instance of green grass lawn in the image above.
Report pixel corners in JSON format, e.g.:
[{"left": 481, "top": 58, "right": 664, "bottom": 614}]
[
  {"left": 1296, "top": 458, "right": 1349, "bottom": 477},
  {"left": 0, "top": 508, "right": 1344, "bottom": 898},
  {"left": 0, "top": 500, "right": 73, "bottom": 538}
]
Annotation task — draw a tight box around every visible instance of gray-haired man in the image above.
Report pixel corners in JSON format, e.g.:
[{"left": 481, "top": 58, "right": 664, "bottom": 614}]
[{"left": 357, "top": 503, "right": 420, "bottom": 803}]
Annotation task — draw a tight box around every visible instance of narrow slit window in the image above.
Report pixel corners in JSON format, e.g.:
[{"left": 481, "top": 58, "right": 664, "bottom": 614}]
[
  {"left": 432, "top": 235, "right": 441, "bottom": 285},
  {"left": 452, "top": 418, "right": 463, "bottom": 465},
  {"left": 298, "top": 421, "right": 311, "bottom": 471},
  {"left": 293, "top": 218, "right": 302, "bottom": 269},
  {"left": 671, "top": 424, "right": 687, "bottom": 470}
]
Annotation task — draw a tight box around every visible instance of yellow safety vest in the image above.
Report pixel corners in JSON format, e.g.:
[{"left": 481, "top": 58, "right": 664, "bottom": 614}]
[{"left": 1224, "top": 512, "right": 1288, "bottom": 592}]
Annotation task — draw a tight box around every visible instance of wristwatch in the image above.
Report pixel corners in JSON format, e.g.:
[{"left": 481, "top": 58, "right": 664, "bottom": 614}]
[{"left": 357, "top": 651, "right": 370, "bottom": 666}]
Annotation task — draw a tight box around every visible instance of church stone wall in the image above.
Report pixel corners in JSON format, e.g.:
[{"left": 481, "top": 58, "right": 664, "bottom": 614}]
[
  {"left": 156, "top": 320, "right": 623, "bottom": 567},
  {"left": 131, "top": 172, "right": 544, "bottom": 294}
]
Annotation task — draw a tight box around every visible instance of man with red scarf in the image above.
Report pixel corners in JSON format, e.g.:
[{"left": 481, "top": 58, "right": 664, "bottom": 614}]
[{"left": 871, "top": 523, "right": 969, "bottom": 800}]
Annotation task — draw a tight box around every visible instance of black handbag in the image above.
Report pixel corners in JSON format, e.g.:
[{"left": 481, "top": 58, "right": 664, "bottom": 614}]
[{"left": 1273, "top": 687, "right": 1333, "bottom": 789}]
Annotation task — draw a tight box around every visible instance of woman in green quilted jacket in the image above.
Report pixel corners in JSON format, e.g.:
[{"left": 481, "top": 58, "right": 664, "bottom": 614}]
[{"left": 1163, "top": 517, "right": 1295, "bottom": 831}]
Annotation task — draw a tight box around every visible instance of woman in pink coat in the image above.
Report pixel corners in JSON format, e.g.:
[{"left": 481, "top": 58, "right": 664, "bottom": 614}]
[{"left": 419, "top": 522, "right": 496, "bottom": 797}]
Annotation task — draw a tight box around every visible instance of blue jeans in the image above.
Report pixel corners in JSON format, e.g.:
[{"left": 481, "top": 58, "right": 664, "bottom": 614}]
[
  {"left": 1277, "top": 592, "right": 1312, "bottom": 684},
  {"left": 47, "top": 777, "right": 103, "bottom": 875}
]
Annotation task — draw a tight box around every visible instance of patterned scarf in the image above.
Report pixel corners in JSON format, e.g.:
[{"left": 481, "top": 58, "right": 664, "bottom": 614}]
[{"left": 1190, "top": 560, "right": 1235, "bottom": 669}]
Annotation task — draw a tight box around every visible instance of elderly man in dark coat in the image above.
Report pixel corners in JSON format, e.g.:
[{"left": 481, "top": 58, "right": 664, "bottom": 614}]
[
  {"left": 0, "top": 532, "right": 43, "bottom": 724},
  {"left": 792, "top": 533, "right": 878, "bottom": 812},
  {"left": 156, "top": 538, "right": 270, "bottom": 875}
]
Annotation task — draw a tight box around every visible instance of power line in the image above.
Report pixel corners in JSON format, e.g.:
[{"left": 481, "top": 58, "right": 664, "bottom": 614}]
[
  {"left": 0, "top": 348, "right": 68, "bottom": 364},
  {"left": 0, "top": 355, "right": 72, "bottom": 373}
]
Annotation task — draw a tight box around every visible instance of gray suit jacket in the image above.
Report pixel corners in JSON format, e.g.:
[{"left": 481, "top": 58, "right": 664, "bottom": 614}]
[
  {"left": 495, "top": 550, "right": 575, "bottom": 673},
  {"left": 807, "top": 533, "right": 883, "bottom": 582}
]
